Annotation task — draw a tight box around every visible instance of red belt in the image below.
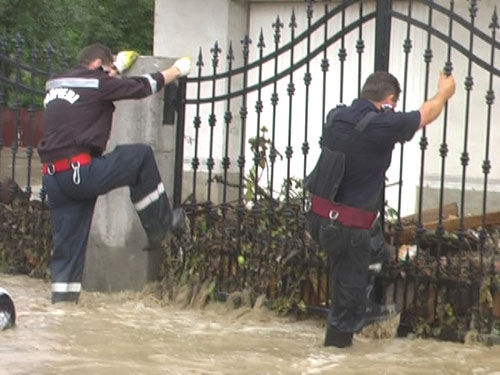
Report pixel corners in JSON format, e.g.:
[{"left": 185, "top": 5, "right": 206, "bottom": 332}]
[
  {"left": 42, "top": 153, "right": 92, "bottom": 175},
  {"left": 310, "top": 195, "right": 378, "bottom": 229}
]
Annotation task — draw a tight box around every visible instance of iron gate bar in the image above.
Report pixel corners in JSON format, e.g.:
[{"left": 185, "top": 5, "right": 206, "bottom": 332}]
[
  {"left": 268, "top": 17, "right": 282, "bottom": 299},
  {"left": 374, "top": 0, "right": 392, "bottom": 72},
  {"left": 173, "top": 78, "right": 187, "bottom": 208},
  {"left": 221, "top": 43, "right": 235, "bottom": 287},
  {"left": 284, "top": 9, "right": 296, "bottom": 228},
  {"left": 281, "top": 9, "right": 298, "bottom": 275},
  {"left": 390, "top": 0, "right": 413, "bottom": 310},
  {"left": 375, "top": 0, "right": 392, "bottom": 227},
  {"left": 299, "top": 0, "right": 314, "bottom": 305},
  {"left": 24, "top": 45, "right": 40, "bottom": 200},
  {"left": 455, "top": 0, "right": 476, "bottom": 337},
  {"left": 235, "top": 35, "right": 251, "bottom": 259},
  {"left": 269, "top": 15, "right": 283, "bottom": 203},
  {"left": 338, "top": 1, "right": 347, "bottom": 103},
  {"left": 221, "top": 42, "right": 235, "bottom": 215},
  {"left": 206, "top": 41, "right": 221, "bottom": 217},
  {"left": 10, "top": 34, "right": 24, "bottom": 195},
  {"left": 479, "top": 8, "right": 499, "bottom": 333},
  {"left": 253, "top": 30, "right": 265, "bottom": 284},
  {"left": 433, "top": 0, "right": 454, "bottom": 329},
  {"left": 320, "top": 1, "right": 330, "bottom": 144},
  {"left": 412, "top": 0, "right": 434, "bottom": 328},
  {"left": 252, "top": 31, "right": 265, "bottom": 218},
  {"left": 356, "top": 1, "right": 366, "bottom": 96},
  {"left": 189, "top": 48, "right": 203, "bottom": 213}
]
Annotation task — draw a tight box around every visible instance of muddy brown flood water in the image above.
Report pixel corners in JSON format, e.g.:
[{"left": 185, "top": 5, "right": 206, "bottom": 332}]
[{"left": 1, "top": 273, "right": 500, "bottom": 375}]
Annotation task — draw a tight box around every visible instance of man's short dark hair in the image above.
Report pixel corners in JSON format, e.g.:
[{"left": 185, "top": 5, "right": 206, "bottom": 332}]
[
  {"left": 360, "top": 71, "right": 401, "bottom": 102},
  {"left": 78, "top": 43, "right": 114, "bottom": 66}
]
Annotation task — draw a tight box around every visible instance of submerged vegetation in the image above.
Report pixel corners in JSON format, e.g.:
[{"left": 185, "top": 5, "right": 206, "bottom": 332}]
[{"left": 2, "top": 177, "right": 500, "bottom": 343}]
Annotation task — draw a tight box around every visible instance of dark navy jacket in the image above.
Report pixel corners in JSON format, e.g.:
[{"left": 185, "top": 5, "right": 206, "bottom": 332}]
[
  {"left": 323, "top": 98, "right": 420, "bottom": 211},
  {"left": 38, "top": 65, "right": 165, "bottom": 163}
]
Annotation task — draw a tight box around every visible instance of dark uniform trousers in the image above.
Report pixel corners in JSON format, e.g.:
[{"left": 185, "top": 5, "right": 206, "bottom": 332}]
[
  {"left": 43, "top": 144, "right": 173, "bottom": 303},
  {"left": 320, "top": 219, "right": 387, "bottom": 335}
]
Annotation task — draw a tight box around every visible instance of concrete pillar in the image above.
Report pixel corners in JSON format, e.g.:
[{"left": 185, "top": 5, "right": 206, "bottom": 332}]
[
  {"left": 82, "top": 56, "right": 176, "bottom": 292},
  {"left": 154, "top": 0, "right": 249, "bottom": 205}
]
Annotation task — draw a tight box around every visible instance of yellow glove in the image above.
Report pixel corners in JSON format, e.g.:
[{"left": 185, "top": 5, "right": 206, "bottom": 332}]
[
  {"left": 113, "top": 50, "right": 139, "bottom": 74},
  {"left": 174, "top": 56, "right": 191, "bottom": 77}
]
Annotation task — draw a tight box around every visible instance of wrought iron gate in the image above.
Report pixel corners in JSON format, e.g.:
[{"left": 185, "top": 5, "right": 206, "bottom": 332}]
[{"left": 176, "top": 0, "right": 500, "bottom": 342}]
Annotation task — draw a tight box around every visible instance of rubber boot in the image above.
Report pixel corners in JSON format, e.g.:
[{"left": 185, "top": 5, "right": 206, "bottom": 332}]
[
  {"left": 324, "top": 325, "right": 353, "bottom": 348},
  {"left": 144, "top": 207, "right": 190, "bottom": 251}
]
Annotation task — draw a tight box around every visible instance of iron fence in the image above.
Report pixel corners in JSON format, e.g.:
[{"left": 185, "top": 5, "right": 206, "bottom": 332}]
[{"left": 0, "top": 31, "right": 70, "bottom": 201}]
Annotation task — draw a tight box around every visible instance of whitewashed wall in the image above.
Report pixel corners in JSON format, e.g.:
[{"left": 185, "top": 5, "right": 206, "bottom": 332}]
[{"left": 155, "top": 0, "right": 500, "bottom": 216}]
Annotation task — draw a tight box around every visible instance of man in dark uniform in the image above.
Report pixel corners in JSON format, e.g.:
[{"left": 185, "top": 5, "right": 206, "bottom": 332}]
[
  {"left": 38, "top": 44, "right": 191, "bottom": 304},
  {"left": 308, "top": 71, "right": 456, "bottom": 347}
]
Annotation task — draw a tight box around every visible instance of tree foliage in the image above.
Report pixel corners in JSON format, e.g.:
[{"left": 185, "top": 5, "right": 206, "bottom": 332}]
[
  {"left": 0, "top": 0, "right": 154, "bottom": 107},
  {"left": 0, "top": 0, "right": 154, "bottom": 61}
]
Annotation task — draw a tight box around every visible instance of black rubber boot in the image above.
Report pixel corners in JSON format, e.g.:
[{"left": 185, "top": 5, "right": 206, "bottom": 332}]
[
  {"left": 51, "top": 291, "right": 79, "bottom": 304},
  {"left": 144, "top": 234, "right": 166, "bottom": 251},
  {"left": 324, "top": 326, "right": 353, "bottom": 348},
  {"left": 144, "top": 207, "right": 190, "bottom": 251}
]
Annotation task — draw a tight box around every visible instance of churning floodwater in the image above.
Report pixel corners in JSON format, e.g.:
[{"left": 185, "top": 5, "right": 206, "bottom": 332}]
[{"left": 1, "top": 273, "right": 500, "bottom": 375}]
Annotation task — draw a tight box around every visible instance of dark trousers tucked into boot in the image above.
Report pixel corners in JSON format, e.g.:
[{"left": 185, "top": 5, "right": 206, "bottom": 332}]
[
  {"left": 44, "top": 144, "right": 184, "bottom": 303},
  {"left": 321, "top": 222, "right": 371, "bottom": 347},
  {"left": 321, "top": 219, "right": 397, "bottom": 347}
]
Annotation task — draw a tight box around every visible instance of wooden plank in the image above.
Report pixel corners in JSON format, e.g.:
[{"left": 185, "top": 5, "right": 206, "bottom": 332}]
[
  {"left": 394, "top": 211, "right": 500, "bottom": 244},
  {"left": 494, "top": 291, "right": 500, "bottom": 318},
  {"left": 401, "top": 203, "right": 459, "bottom": 226}
]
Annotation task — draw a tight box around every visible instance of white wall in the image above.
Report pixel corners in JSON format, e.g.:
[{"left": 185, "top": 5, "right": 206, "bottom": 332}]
[{"left": 154, "top": 0, "right": 500, "bottom": 216}]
